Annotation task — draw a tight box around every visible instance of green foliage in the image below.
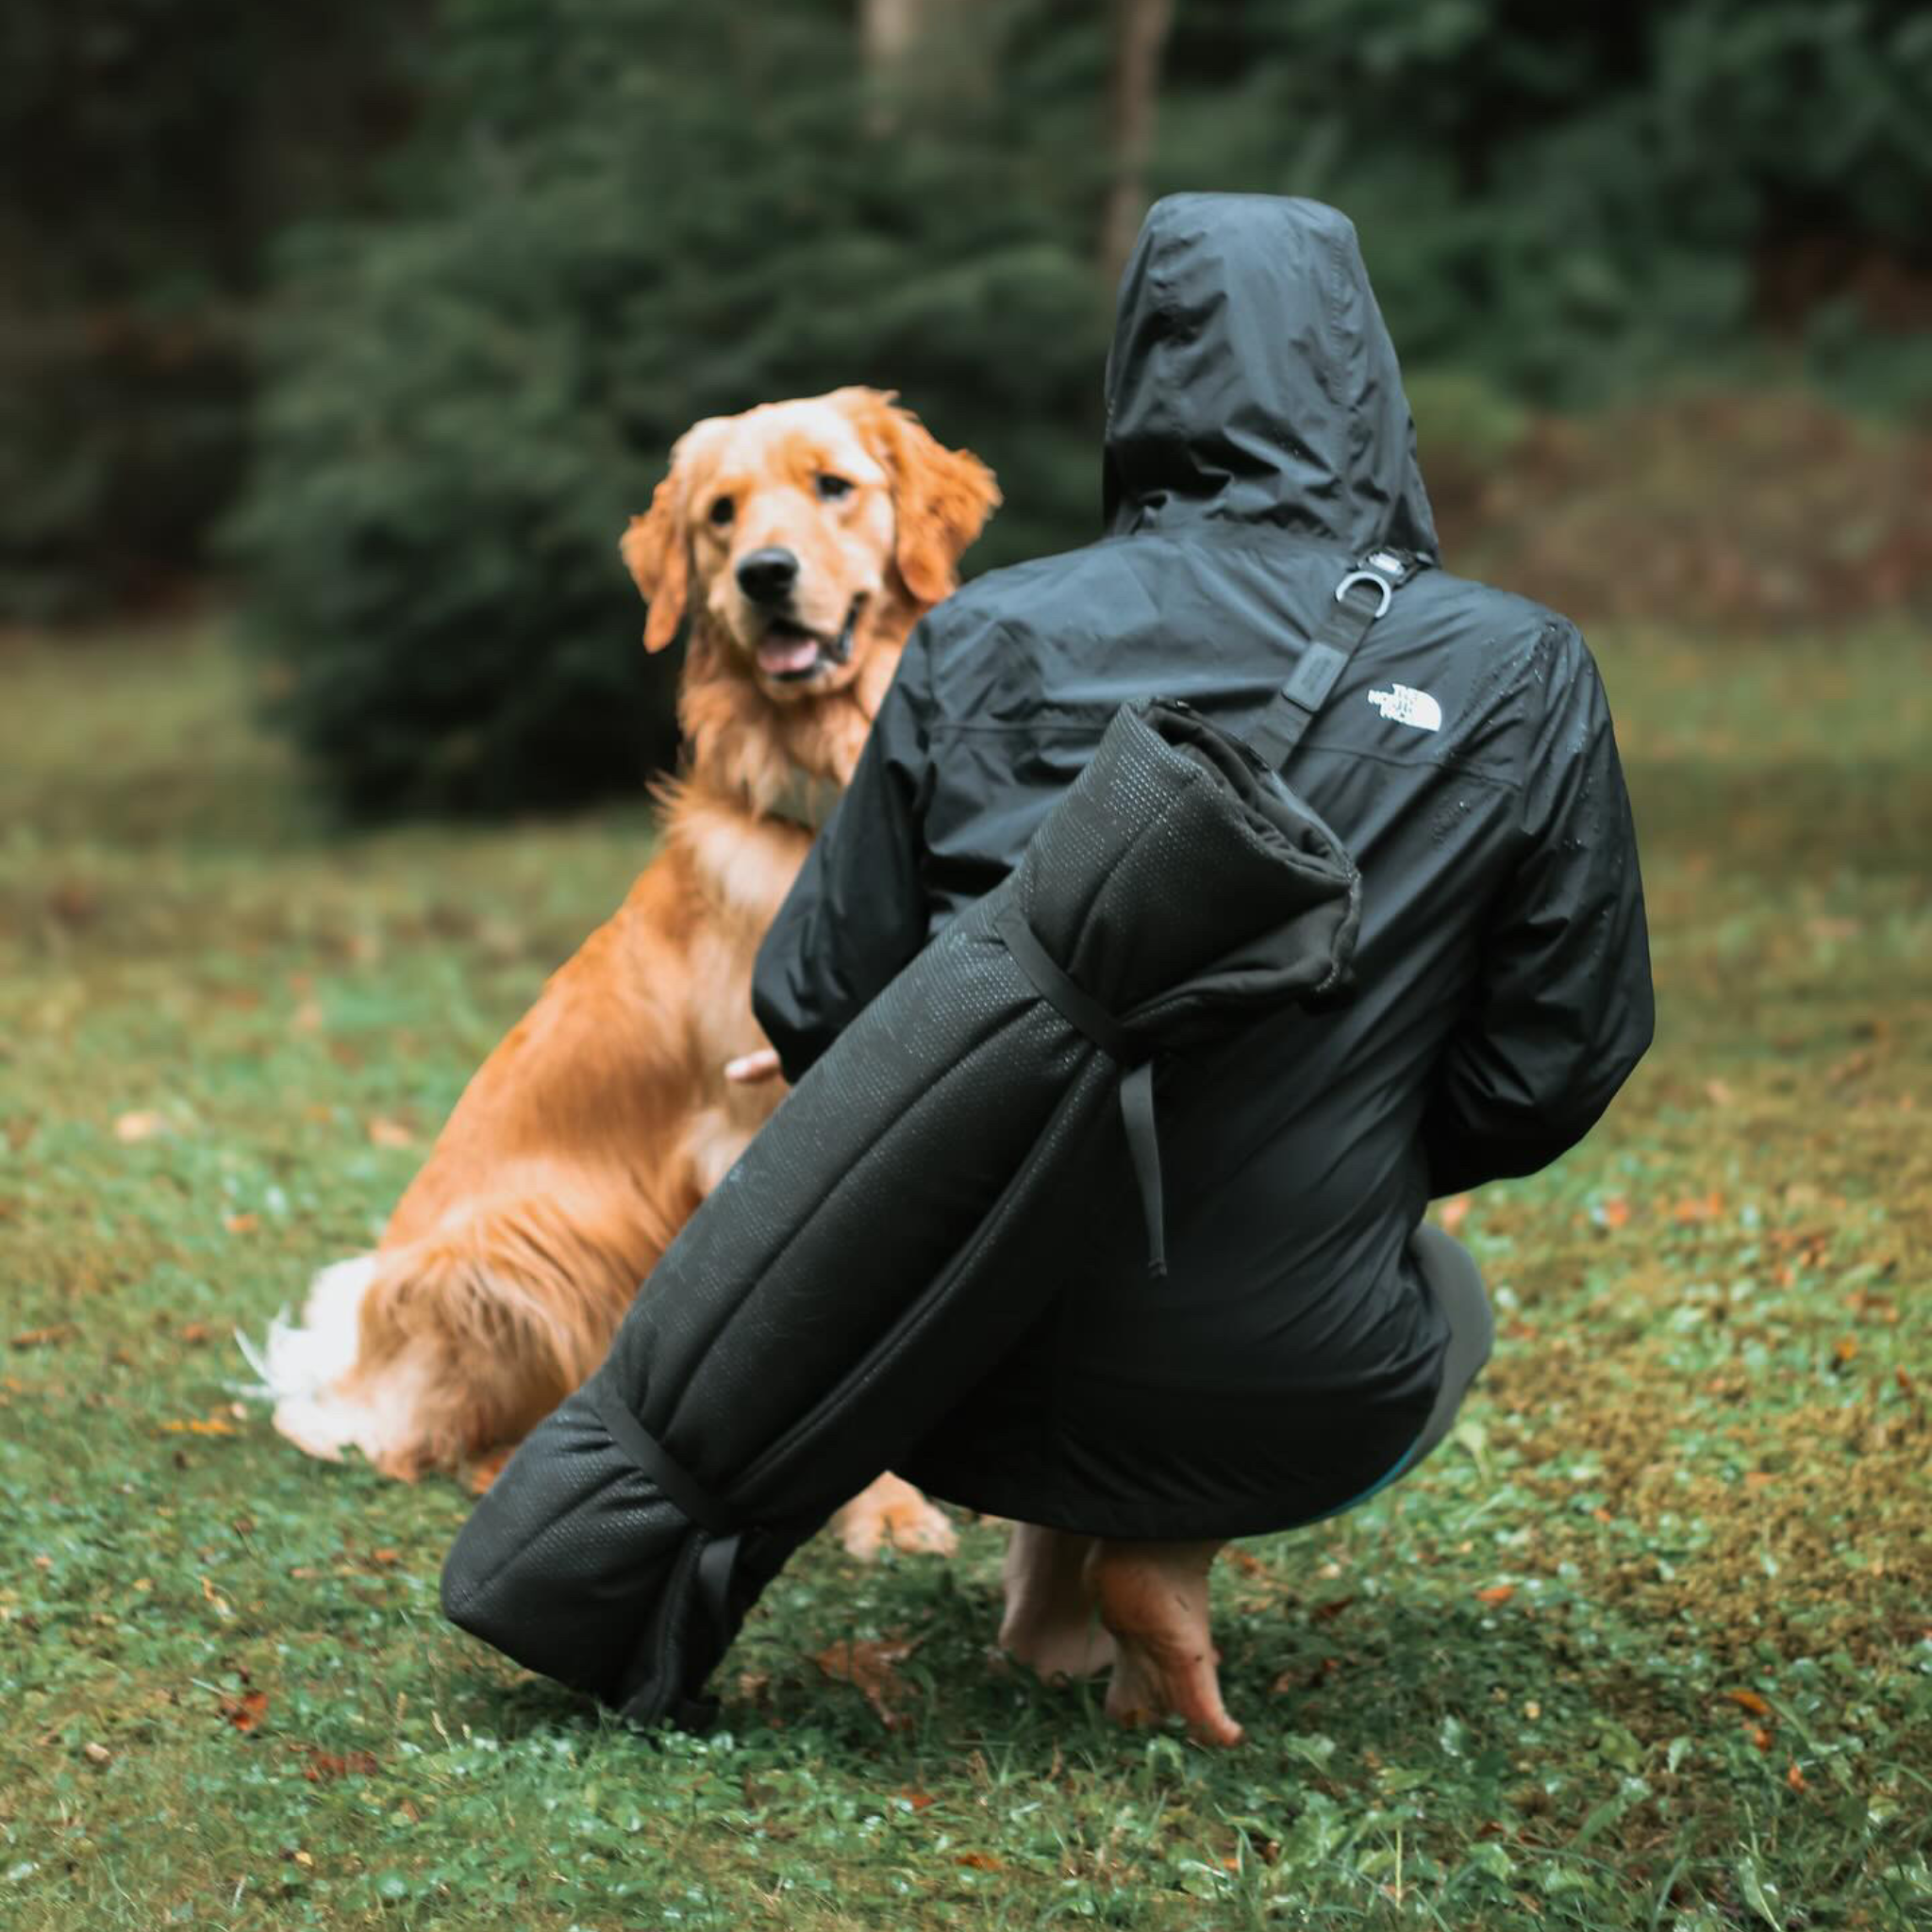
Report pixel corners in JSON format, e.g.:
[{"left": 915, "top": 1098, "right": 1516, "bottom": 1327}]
[
  {"left": 0, "top": 2, "right": 425, "bottom": 619},
  {"left": 1161, "top": 0, "right": 1932, "bottom": 404},
  {"left": 20, "top": 1, "right": 1932, "bottom": 791},
  {"left": 3, "top": 624, "right": 1929, "bottom": 1927},
  {"left": 236, "top": 0, "right": 1932, "bottom": 813},
  {"left": 235, "top": 0, "right": 1107, "bottom": 815}
]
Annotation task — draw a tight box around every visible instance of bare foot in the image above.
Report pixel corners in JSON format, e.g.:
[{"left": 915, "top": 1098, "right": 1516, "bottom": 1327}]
[
  {"left": 999, "top": 1524, "right": 1117, "bottom": 1681},
  {"left": 1089, "top": 1539, "right": 1242, "bottom": 1748},
  {"left": 834, "top": 1473, "right": 958, "bottom": 1560}
]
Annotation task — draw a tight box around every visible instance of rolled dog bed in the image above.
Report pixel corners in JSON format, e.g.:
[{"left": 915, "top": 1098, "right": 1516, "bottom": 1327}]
[{"left": 441, "top": 696, "right": 1361, "bottom": 1727}]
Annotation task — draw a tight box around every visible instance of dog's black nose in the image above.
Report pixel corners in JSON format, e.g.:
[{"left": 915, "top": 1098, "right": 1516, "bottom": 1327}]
[{"left": 736, "top": 547, "right": 799, "bottom": 606}]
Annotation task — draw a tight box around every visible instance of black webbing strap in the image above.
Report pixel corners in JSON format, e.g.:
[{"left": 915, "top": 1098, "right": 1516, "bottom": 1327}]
[
  {"left": 591, "top": 1379, "right": 746, "bottom": 1722},
  {"left": 591, "top": 1377, "right": 737, "bottom": 1536},
  {"left": 1117, "top": 1061, "right": 1163, "bottom": 1276},
  {"left": 994, "top": 900, "right": 1168, "bottom": 1277},
  {"left": 1244, "top": 553, "right": 1420, "bottom": 770}
]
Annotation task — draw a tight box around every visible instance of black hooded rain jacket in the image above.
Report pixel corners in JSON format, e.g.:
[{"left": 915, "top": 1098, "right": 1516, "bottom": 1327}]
[{"left": 751, "top": 194, "right": 1653, "bottom": 1539}]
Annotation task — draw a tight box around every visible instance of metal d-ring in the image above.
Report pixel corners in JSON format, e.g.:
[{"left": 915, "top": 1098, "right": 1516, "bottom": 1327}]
[{"left": 1334, "top": 570, "right": 1393, "bottom": 619}]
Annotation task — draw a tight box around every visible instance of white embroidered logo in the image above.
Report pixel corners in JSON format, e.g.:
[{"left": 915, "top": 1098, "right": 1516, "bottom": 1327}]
[{"left": 1367, "top": 683, "right": 1442, "bottom": 733}]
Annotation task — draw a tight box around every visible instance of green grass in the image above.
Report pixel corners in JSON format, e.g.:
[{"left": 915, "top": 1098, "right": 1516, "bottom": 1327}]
[{"left": 2, "top": 622, "right": 1927, "bottom": 1930}]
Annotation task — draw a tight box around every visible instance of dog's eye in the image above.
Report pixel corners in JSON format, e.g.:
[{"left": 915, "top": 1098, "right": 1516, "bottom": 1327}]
[
  {"left": 815, "top": 474, "right": 854, "bottom": 502},
  {"left": 708, "top": 496, "right": 735, "bottom": 526}
]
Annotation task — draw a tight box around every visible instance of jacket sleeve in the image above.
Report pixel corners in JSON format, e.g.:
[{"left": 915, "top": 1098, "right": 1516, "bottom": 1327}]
[
  {"left": 1420, "top": 622, "right": 1655, "bottom": 1197},
  {"left": 751, "top": 624, "right": 937, "bottom": 1083}
]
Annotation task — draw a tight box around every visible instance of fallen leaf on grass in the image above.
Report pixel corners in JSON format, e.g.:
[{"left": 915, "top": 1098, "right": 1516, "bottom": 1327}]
[
  {"left": 1703, "top": 1079, "right": 1735, "bottom": 1107},
  {"left": 113, "top": 1110, "right": 170, "bottom": 1142},
  {"left": 365, "top": 1117, "right": 415, "bottom": 1149},
  {"left": 83, "top": 1741, "right": 111, "bottom": 1767},
  {"left": 161, "top": 1416, "right": 237, "bottom": 1437},
  {"left": 1749, "top": 1725, "right": 1773, "bottom": 1752},
  {"left": 1439, "top": 1194, "right": 1471, "bottom": 1236},
  {"left": 223, "top": 1213, "right": 259, "bottom": 1236},
  {"left": 304, "top": 1748, "right": 378, "bottom": 1782},
  {"left": 956, "top": 1852, "right": 1004, "bottom": 1872},
  {"left": 899, "top": 1789, "right": 938, "bottom": 1811},
  {"left": 1786, "top": 1762, "right": 1807, "bottom": 1792},
  {"left": 814, "top": 1637, "right": 917, "bottom": 1728},
  {"left": 1722, "top": 1689, "right": 1770, "bottom": 1717},
  {"left": 1474, "top": 1584, "right": 1515, "bottom": 1607},
  {"left": 220, "top": 1689, "right": 268, "bottom": 1732},
  {"left": 1596, "top": 1196, "right": 1631, "bottom": 1230},
  {"left": 1310, "top": 1594, "right": 1356, "bottom": 1621},
  {"left": 1673, "top": 1191, "right": 1724, "bottom": 1224},
  {"left": 9, "top": 1325, "right": 74, "bottom": 1351}
]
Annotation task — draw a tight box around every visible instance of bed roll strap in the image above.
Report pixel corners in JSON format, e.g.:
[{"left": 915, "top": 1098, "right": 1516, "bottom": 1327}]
[{"left": 992, "top": 902, "right": 1167, "bottom": 1278}]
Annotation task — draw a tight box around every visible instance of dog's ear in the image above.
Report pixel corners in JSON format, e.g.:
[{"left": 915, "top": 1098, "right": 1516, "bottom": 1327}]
[
  {"left": 620, "top": 469, "right": 690, "bottom": 654},
  {"left": 842, "top": 389, "right": 1000, "bottom": 608}
]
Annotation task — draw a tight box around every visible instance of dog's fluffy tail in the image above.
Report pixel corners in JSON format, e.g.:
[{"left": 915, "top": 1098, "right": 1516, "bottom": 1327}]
[
  {"left": 241, "top": 1190, "right": 657, "bottom": 1479},
  {"left": 239, "top": 1251, "right": 434, "bottom": 1472},
  {"left": 237, "top": 1254, "right": 377, "bottom": 1407}
]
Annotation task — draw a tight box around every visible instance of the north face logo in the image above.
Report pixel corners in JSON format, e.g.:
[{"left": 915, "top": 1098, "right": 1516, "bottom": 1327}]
[{"left": 1367, "top": 683, "right": 1442, "bottom": 733}]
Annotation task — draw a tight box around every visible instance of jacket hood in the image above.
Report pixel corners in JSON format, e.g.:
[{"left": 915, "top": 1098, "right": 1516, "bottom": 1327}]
[{"left": 1103, "top": 194, "right": 1438, "bottom": 558}]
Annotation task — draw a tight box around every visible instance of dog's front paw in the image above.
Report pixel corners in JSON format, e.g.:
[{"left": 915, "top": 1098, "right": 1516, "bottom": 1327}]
[
  {"left": 462, "top": 1445, "right": 515, "bottom": 1495},
  {"left": 835, "top": 1473, "right": 958, "bottom": 1561}
]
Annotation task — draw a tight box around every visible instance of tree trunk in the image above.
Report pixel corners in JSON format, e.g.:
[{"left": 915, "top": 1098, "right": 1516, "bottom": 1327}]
[
  {"left": 859, "top": 0, "right": 920, "bottom": 87},
  {"left": 1100, "top": 0, "right": 1176, "bottom": 290},
  {"left": 860, "top": 0, "right": 994, "bottom": 126}
]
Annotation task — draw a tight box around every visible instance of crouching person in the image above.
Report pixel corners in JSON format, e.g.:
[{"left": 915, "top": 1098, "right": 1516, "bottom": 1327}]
[{"left": 741, "top": 193, "right": 1654, "bottom": 1744}]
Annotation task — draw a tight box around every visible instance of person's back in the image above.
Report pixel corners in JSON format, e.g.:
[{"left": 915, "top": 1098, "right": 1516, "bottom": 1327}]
[{"left": 752, "top": 193, "right": 1652, "bottom": 1728}]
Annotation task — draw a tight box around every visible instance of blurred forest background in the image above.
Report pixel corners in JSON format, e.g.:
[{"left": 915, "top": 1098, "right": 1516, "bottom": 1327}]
[{"left": 7, "top": 0, "right": 1932, "bottom": 813}]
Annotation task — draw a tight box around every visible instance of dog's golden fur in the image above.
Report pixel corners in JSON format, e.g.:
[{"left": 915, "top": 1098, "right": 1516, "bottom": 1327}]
[{"left": 262, "top": 389, "right": 997, "bottom": 1552}]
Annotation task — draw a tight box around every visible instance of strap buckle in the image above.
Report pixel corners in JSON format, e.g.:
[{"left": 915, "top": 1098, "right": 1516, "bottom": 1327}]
[
  {"left": 1359, "top": 546, "right": 1426, "bottom": 586},
  {"left": 1334, "top": 569, "right": 1393, "bottom": 619},
  {"left": 1334, "top": 547, "right": 1424, "bottom": 618}
]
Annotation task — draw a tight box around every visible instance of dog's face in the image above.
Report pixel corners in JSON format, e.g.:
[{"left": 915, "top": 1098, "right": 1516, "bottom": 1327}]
[{"left": 621, "top": 388, "right": 998, "bottom": 703}]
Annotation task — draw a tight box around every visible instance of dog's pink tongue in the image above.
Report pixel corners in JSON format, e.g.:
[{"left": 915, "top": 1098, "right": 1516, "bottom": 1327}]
[{"left": 757, "top": 633, "right": 820, "bottom": 675}]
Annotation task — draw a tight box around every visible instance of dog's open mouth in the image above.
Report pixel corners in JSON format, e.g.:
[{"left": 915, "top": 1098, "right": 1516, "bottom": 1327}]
[{"left": 756, "top": 599, "right": 861, "bottom": 681}]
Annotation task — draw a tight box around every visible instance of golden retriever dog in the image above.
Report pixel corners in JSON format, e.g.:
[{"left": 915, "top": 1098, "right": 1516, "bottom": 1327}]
[{"left": 254, "top": 388, "right": 998, "bottom": 1557}]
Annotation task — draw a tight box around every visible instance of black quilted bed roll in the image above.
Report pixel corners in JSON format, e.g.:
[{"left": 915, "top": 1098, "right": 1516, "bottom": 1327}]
[{"left": 441, "top": 698, "right": 1360, "bottom": 1726}]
